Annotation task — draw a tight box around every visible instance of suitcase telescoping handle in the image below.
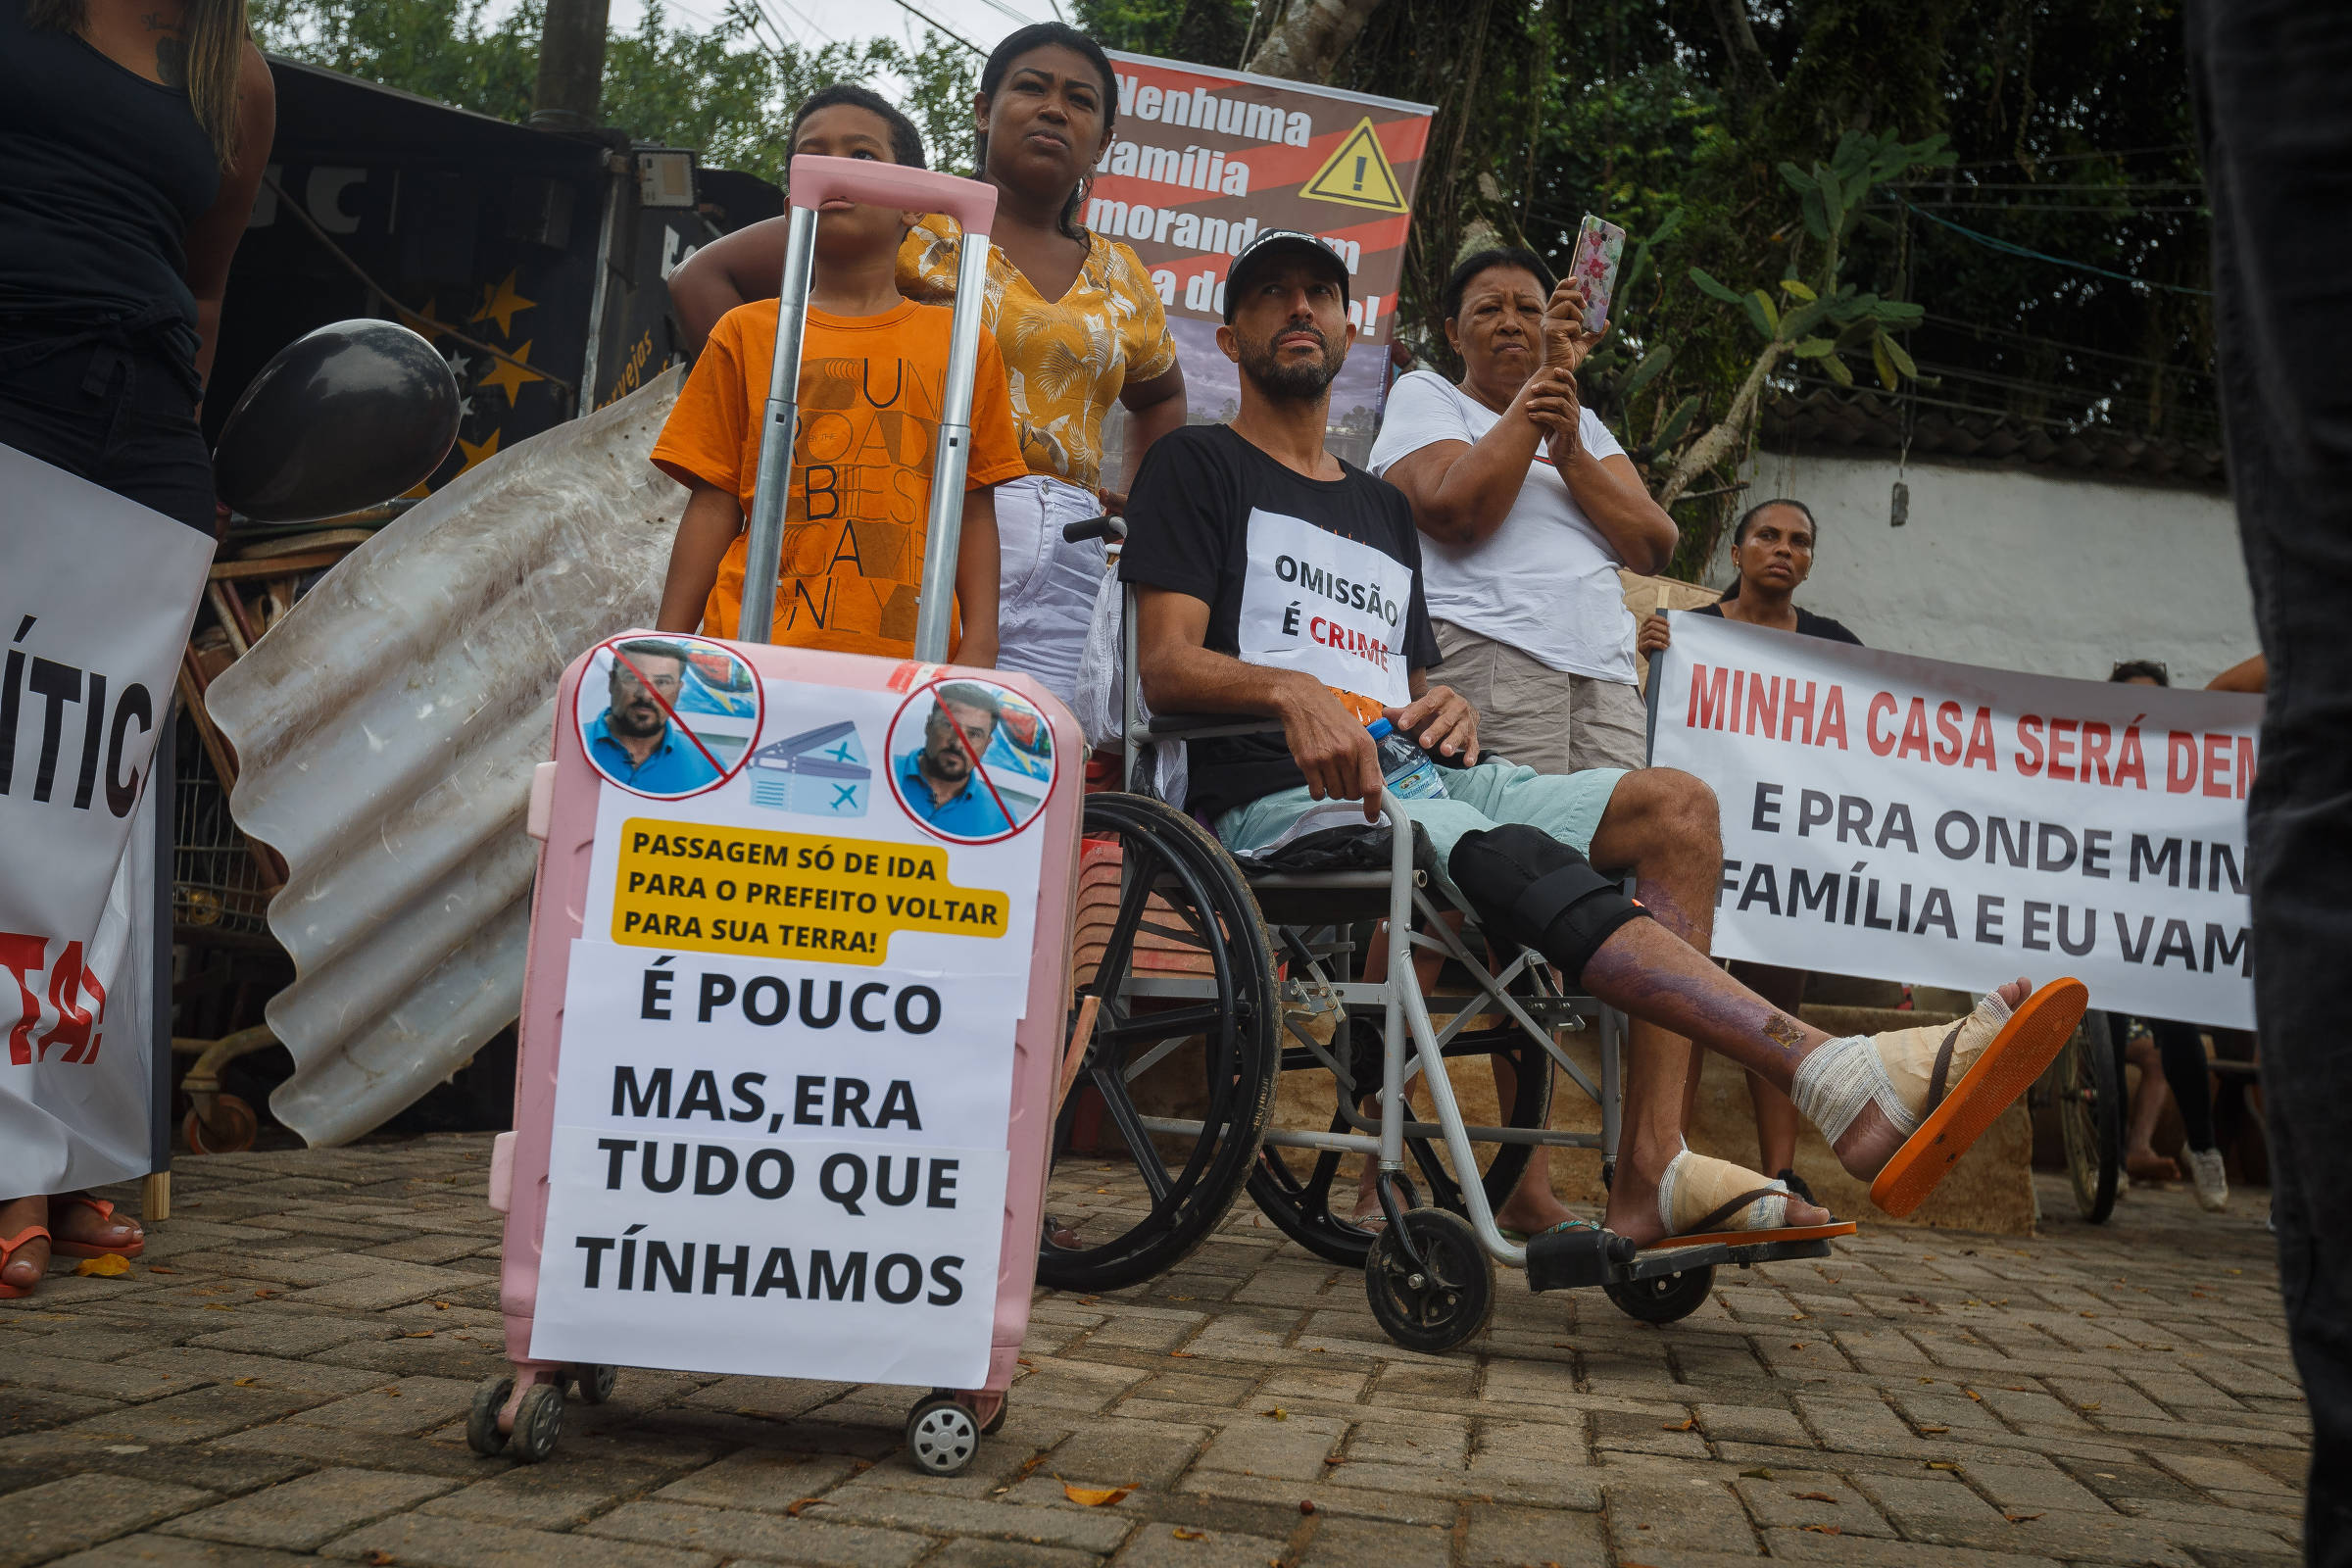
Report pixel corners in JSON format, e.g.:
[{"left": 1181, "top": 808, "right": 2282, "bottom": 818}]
[{"left": 737, "top": 155, "right": 1003, "bottom": 661}]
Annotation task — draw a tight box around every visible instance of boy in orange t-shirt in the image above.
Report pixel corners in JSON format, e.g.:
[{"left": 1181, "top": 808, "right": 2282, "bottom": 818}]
[{"left": 652, "top": 86, "right": 1027, "bottom": 660}]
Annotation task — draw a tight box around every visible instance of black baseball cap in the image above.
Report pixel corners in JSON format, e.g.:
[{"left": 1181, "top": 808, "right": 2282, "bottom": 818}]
[{"left": 1222, "top": 229, "right": 1351, "bottom": 322}]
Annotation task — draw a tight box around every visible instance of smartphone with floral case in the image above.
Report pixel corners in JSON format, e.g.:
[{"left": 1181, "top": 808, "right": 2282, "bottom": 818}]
[{"left": 1570, "top": 215, "right": 1627, "bottom": 334}]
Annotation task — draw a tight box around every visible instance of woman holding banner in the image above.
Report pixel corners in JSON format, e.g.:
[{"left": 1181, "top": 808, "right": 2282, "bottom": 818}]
[
  {"left": 1, "top": 0, "right": 274, "bottom": 1296},
  {"left": 666, "top": 23, "right": 1188, "bottom": 709},
  {"left": 1639, "top": 498, "right": 1860, "bottom": 1200}
]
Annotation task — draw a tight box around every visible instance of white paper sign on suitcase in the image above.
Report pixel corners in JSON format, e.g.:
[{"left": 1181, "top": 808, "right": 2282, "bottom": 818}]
[{"left": 529, "top": 662, "right": 1058, "bottom": 1385}]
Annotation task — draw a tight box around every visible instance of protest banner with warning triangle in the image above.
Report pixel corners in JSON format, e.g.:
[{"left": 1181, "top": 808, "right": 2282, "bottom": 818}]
[{"left": 1300, "top": 119, "right": 1407, "bottom": 214}]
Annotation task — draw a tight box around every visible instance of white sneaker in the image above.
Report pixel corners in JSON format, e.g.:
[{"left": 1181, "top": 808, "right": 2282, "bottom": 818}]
[{"left": 2185, "top": 1148, "right": 2230, "bottom": 1212}]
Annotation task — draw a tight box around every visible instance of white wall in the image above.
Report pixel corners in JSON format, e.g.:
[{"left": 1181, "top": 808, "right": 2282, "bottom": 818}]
[{"left": 1729, "top": 451, "right": 2258, "bottom": 689}]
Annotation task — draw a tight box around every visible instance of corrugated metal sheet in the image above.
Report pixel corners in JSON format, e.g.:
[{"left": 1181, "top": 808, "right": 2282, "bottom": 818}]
[{"left": 208, "top": 369, "right": 686, "bottom": 1146}]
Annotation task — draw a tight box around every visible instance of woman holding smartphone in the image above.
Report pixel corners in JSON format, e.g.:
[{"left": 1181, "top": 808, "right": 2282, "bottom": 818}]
[
  {"left": 1366, "top": 245, "right": 1676, "bottom": 1240},
  {"left": 1368, "top": 246, "right": 1677, "bottom": 777}
]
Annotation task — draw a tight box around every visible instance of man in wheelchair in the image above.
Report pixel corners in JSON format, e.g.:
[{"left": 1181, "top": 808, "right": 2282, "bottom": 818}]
[{"left": 1115, "top": 229, "right": 2085, "bottom": 1247}]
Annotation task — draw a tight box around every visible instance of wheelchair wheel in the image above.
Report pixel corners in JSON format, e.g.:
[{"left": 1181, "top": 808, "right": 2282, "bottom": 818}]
[
  {"left": 1603, "top": 1263, "right": 1715, "bottom": 1326},
  {"left": 2053, "top": 1010, "right": 2121, "bottom": 1223},
  {"left": 1039, "top": 794, "right": 1280, "bottom": 1293},
  {"left": 1249, "top": 984, "right": 1552, "bottom": 1268},
  {"left": 1364, "top": 1208, "right": 1495, "bottom": 1353}
]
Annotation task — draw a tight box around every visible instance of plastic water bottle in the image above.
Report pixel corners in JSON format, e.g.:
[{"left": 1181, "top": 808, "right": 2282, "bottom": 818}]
[{"left": 1366, "top": 717, "right": 1448, "bottom": 801}]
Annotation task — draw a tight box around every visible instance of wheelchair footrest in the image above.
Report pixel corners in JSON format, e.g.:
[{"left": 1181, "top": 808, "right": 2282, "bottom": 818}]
[{"left": 1527, "top": 1229, "right": 1837, "bottom": 1293}]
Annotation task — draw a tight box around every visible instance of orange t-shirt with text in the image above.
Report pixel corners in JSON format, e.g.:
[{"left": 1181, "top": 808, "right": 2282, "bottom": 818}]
[{"left": 652, "top": 299, "right": 1028, "bottom": 651}]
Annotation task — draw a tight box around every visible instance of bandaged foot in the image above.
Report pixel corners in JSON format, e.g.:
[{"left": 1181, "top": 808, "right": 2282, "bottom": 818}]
[
  {"left": 1790, "top": 989, "right": 2016, "bottom": 1147},
  {"left": 1792, "top": 978, "right": 2087, "bottom": 1216},
  {"left": 1655, "top": 1148, "right": 1790, "bottom": 1238}
]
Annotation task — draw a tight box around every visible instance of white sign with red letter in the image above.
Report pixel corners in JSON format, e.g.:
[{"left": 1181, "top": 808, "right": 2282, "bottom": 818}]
[
  {"left": 1, "top": 444, "right": 211, "bottom": 1192},
  {"left": 1238, "top": 507, "right": 1412, "bottom": 709},
  {"left": 1648, "top": 613, "right": 2260, "bottom": 1030}
]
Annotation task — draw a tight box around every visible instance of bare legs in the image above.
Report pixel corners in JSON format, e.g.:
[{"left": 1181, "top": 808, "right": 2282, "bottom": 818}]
[{"left": 1730, "top": 961, "right": 1809, "bottom": 1175}]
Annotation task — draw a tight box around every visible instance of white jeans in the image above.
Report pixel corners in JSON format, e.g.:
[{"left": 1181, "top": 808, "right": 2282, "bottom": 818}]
[{"left": 993, "top": 473, "right": 1105, "bottom": 710}]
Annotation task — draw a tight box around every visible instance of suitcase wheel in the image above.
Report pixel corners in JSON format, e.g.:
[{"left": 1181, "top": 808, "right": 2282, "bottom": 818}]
[
  {"left": 572, "top": 1363, "right": 619, "bottom": 1403},
  {"left": 510, "top": 1381, "right": 565, "bottom": 1464},
  {"left": 906, "top": 1391, "right": 981, "bottom": 1476},
  {"left": 466, "top": 1376, "right": 514, "bottom": 1456}
]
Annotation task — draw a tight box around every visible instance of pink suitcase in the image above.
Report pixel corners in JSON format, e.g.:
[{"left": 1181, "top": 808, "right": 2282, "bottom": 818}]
[{"left": 474, "top": 158, "right": 1082, "bottom": 1474}]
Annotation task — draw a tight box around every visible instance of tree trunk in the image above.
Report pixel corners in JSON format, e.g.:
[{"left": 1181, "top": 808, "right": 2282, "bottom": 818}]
[
  {"left": 1244, "top": 0, "right": 1383, "bottom": 82},
  {"left": 1657, "top": 337, "right": 1783, "bottom": 508},
  {"left": 1703, "top": 0, "right": 1777, "bottom": 110},
  {"left": 531, "top": 0, "right": 611, "bottom": 130}
]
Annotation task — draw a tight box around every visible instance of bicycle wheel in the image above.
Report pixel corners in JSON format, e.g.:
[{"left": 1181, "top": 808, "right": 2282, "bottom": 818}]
[{"left": 2056, "top": 1011, "right": 2121, "bottom": 1222}]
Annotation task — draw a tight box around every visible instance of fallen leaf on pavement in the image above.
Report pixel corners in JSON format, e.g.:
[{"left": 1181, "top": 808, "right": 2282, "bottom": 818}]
[
  {"left": 1802, "top": 1525, "right": 1842, "bottom": 1535},
  {"left": 74, "top": 1255, "right": 129, "bottom": 1277},
  {"left": 2006, "top": 1513, "right": 2043, "bottom": 1524},
  {"left": 2079, "top": 1402, "right": 2101, "bottom": 1411},
  {"left": 232, "top": 1377, "right": 258, "bottom": 1388},
  {"left": 1322, "top": 1456, "right": 1346, "bottom": 1466},
  {"left": 1927, "top": 1461, "right": 1959, "bottom": 1471},
  {"left": 785, "top": 1498, "right": 824, "bottom": 1517},
  {"left": 147, "top": 1266, "right": 176, "bottom": 1275},
  {"left": 1917, "top": 1426, "right": 1950, "bottom": 1435},
  {"left": 1740, "top": 1467, "right": 1773, "bottom": 1479},
  {"left": 1063, "top": 1484, "right": 1131, "bottom": 1506},
  {"left": 1169, "top": 1350, "right": 1197, "bottom": 1358},
  {"left": 1791, "top": 1493, "right": 1839, "bottom": 1503},
  {"left": 1298, "top": 1500, "right": 1316, "bottom": 1514},
  {"left": 403, "top": 1330, "right": 434, "bottom": 1338},
  {"left": 1260, "top": 1408, "right": 1288, "bottom": 1421},
  {"left": 1661, "top": 1419, "right": 1696, "bottom": 1432},
  {"left": 1173, "top": 1527, "right": 1205, "bottom": 1540},
  {"left": 363, "top": 1551, "right": 395, "bottom": 1565}
]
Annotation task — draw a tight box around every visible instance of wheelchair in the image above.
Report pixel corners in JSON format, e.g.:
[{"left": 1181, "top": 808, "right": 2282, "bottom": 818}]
[{"left": 1034, "top": 517, "right": 1842, "bottom": 1353}]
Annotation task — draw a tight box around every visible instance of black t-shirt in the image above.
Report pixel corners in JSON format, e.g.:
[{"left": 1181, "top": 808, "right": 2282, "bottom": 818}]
[
  {"left": 1696, "top": 600, "right": 1864, "bottom": 647},
  {"left": 1120, "top": 424, "right": 1442, "bottom": 821}
]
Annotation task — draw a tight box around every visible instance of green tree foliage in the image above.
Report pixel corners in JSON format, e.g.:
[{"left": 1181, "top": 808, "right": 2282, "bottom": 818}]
[
  {"left": 251, "top": 0, "right": 977, "bottom": 186},
  {"left": 1079, "top": 0, "right": 2213, "bottom": 577}
]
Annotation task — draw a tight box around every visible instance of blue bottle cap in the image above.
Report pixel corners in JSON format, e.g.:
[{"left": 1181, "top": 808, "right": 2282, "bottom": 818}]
[{"left": 1364, "top": 717, "right": 1395, "bottom": 740}]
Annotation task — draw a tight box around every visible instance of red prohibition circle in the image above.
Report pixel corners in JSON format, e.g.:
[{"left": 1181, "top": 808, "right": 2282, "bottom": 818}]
[
  {"left": 574, "top": 632, "right": 766, "bottom": 801},
  {"left": 885, "top": 676, "right": 1056, "bottom": 845}
]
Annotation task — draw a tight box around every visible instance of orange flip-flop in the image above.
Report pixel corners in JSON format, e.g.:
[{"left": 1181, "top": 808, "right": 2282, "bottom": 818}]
[
  {"left": 49, "top": 1196, "right": 144, "bottom": 1260},
  {"left": 1870, "top": 977, "right": 2089, "bottom": 1217},
  {"left": 1648, "top": 1219, "right": 1857, "bottom": 1251},
  {"left": 1, "top": 1225, "right": 52, "bottom": 1299}
]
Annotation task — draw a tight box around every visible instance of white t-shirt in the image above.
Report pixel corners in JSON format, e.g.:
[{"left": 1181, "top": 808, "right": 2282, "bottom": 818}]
[{"left": 1367, "top": 369, "right": 1637, "bottom": 683}]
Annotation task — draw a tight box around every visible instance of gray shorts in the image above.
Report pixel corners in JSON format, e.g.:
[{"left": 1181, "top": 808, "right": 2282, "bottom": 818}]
[{"left": 1434, "top": 619, "right": 1648, "bottom": 773}]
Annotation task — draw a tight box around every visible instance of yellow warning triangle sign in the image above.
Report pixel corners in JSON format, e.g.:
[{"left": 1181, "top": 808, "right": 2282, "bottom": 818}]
[{"left": 1300, "top": 118, "right": 1406, "bottom": 214}]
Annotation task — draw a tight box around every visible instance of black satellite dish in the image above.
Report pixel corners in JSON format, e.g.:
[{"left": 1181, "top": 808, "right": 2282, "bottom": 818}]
[{"left": 213, "top": 319, "right": 461, "bottom": 522}]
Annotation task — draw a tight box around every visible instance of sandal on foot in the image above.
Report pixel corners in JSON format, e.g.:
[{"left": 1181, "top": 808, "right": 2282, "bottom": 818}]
[
  {"left": 1797, "top": 980, "right": 2088, "bottom": 1218},
  {"left": 1646, "top": 1150, "right": 1857, "bottom": 1251},
  {"left": 2125, "top": 1152, "right": 2180, "bottom": 1184},
  {"left": 1, "top": 1225, "right": 52, "bottom": 1299},
  {"left": 1774, "top": 1168, "right": 1818, "bottom": 1206},
  {"left": 49, "top": 1197, "right": 143, "bottom": 1260},
  {"left": 1500, "top": 1217, "right": 1600, "bottom": 1246}
]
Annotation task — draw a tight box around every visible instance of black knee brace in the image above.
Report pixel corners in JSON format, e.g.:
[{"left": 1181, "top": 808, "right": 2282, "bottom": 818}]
[{"left": 1449, "top": 825, "right": 1649, "bottom": 985}]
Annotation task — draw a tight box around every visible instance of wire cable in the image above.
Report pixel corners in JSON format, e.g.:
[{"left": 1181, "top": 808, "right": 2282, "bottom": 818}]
[{"left": 1886, "top": 191, "right": 2213, "bottom": 297}]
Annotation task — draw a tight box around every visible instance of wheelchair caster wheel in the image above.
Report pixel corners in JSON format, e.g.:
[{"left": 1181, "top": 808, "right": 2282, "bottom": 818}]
[
  {"left": 465, "top": 1375, "right": 514, "bottom": 1456},
  {"left": 572, "top": 1363, "right": 618, "bottom": 1403},
  {"left": 1603, "top": 1263, "right": 1715, "bottom": 1325},
  {"left": 509, "top": 1382, "right": 565, "bottom": 1464},
  {"left": 1364, "top": 1208, "right": 1494, "bottom": 1354},
  {"left": 906, "top": 1393, "right": 981, "bottom": 1475}
]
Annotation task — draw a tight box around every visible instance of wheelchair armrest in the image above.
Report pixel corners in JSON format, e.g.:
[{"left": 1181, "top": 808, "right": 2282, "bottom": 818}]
[
  {"left": 1061, "top": 514, "right": 1126, "bottom": 543},
  {"left": 1146, "top": 712, "right": 1286, "bottom": 740}
]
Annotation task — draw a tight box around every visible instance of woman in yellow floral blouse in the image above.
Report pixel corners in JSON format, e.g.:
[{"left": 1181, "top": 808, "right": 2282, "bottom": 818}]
[{"left": 668, "top": 22, "right": 1187, "bottom": 706}]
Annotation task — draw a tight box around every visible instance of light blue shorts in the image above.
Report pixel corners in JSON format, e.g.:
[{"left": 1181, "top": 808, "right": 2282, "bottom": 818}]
[{"left": 1214, "top": 760, "right": 1630, "bottom": 894}]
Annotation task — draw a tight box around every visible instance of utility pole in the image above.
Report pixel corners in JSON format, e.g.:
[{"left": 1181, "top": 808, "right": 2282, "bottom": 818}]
[{"left": 531, "top": 0, "right": 611, "bottom": 130}]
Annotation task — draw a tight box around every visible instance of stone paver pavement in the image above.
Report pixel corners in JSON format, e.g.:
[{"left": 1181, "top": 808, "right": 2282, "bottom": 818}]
[{"left": 0, "top": 1138, "right": 2308, "bottom": 1566}]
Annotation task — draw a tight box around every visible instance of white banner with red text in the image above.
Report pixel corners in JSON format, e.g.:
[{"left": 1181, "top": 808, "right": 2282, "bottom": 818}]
[
  {"left": 1, "top": 444, "right": 211, "bottom": 1191},
  {"left": 1647, "top": 612, "right": 2260, "bottom": 1030}
]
